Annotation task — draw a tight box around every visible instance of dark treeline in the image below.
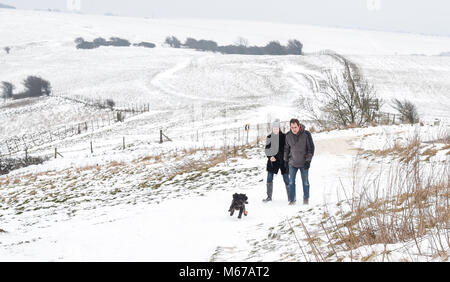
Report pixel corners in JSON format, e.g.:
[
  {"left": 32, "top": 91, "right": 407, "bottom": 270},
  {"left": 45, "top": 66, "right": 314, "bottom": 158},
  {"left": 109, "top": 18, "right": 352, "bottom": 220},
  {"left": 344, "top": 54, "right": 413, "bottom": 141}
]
[
  {"left": 74, "top": 35, "right": 302, "bottom": 55},
  {"left": 1, "top": 76, "right": 51, "bottom": 100},
  {"left": 75, "top": 37, "right": 155, "bottom": 50},
  {"left": 166, "top": 36, "right": 303, "bottom": 55},
  {"left": 0, "top": 3, "right": 16, "bottom": 9},
  {"left": 0, "top": 156, "right": 48, "bottom": 175}
]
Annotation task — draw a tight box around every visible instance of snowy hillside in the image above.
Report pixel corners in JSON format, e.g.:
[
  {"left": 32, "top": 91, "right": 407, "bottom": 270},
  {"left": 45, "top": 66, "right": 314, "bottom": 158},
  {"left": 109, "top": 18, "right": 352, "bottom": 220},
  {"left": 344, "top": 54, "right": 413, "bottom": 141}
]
[{"left": 0, "top": 9, "right": 449, "bottom": 261}]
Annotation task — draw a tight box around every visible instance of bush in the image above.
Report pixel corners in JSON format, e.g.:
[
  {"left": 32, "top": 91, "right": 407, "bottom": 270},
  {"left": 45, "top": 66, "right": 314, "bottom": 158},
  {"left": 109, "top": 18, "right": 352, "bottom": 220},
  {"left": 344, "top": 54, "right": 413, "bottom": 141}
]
[
  {"left": 74, "top": 37, "right": 85, "bottom": 44},
  {"left": 21, "top": 76, "right": 52, "bottom": 98},
  {"left": 217, "top": 44, "right": 248, "bottom": 55},
  {"left": 174, "top": 36, "right": 303, "bottom": 56},
  {"left": 165, "top": 36, "right": 181, "bottom": 48},
  {"left": 106, "top": 99, "right": 115, "bottom": 109},
  {"left": 286, "top": 39, "right": 303, "bottom": 55},
  {"left": 196, "top": 39, "right": 218, "bottom": 51},
  {"left": 4, "top": 46, "right": 10, "bottom": 54},
  {"left": 108, "top": 37, "right": 131, "bottom": 47},
  {"left": 76, "top": 41, "right": 99, "bottom": 49},
  {"left": 264, "top": 41, "right": 286, "bottom": 55},
  {"left": 1, "top": 81, "right": 14, "bottom": 99},
  {"left": 0, "top": 156, "right": 48, "bottom": 175},
  {"left": 93, "top": 37, "right": 108, "bottom": 46},
  {"left": 184, "top": 37, "right": 199, "bottom": 49},
  {"left": 392, "top": 99, "right": 420, "bottom": 124},
  {"left": 75, "top": 37, "right": 132, "bottom": 49},
  {"left": 134, "top": 42, "right": 156, "bottom": 48},
  {"left": 307, "top": 56, "right": 381, "bottom": 128}
]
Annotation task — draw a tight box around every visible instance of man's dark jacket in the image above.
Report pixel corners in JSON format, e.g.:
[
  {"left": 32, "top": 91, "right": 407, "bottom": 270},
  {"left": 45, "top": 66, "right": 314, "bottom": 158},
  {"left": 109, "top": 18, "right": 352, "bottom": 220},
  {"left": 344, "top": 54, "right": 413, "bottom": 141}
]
[{"left": 283, "top": 124, "right": 315, "bottom": 168}]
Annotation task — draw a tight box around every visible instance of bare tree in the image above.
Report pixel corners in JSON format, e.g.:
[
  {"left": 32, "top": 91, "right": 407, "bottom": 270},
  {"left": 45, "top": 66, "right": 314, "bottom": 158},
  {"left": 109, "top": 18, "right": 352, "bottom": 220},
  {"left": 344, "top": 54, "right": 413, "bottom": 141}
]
[
  {"left": 1, "top": 81, "right": 14, "bottom": 100},
  {"left": 4, "top": 47, "right": 10, "bottom": 54},
  {"left": 392, "top": 99, "right": 419, "bottom": 124},
  {"left": 286, "top": 39, "right": 303, "bottom": 55},
  {"left": 74, "top": 37, "right": 85, "bottom": 44},
  {"left": 23, "top": 76, "right": 52, "bottom": 97},
  {"left": 165, "top": 36, "right": 181, "bottom": 48},
  {"left": 308, "top": 56, "right": 381, "bottom": 128},
  {"left": 234, "top": 36, "right": 249, "bottom": 47},
  {"left": 106, "top": 99, "right": 115, "bottom": 109}
]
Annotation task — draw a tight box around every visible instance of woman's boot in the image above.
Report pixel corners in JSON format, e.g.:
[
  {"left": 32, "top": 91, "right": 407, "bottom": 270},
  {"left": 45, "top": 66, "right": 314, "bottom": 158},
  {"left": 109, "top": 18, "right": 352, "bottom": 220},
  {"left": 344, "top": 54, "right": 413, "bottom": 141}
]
[{"left": 263, "top": 183, "right": 273, "bottom": 202}]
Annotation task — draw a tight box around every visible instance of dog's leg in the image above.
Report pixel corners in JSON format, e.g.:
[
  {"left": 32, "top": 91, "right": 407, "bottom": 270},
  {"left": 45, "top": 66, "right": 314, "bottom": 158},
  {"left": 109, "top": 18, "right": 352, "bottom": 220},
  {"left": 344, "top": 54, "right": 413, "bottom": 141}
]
[
  {"left": 230, "top": 209, "right": 234, "bottom": 216},
  {"left": 228, "top": 201, "right": 234, "bottom": 212},
  {"left": 238, "top": 207, "right": 243, "bottom": 219}
]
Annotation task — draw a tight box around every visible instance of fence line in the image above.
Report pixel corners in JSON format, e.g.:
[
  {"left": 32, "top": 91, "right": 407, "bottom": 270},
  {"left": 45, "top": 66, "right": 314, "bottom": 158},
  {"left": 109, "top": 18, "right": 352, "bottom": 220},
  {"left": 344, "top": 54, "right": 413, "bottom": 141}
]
[
  {"left": 0, "top": 92, "right": 155, "bottom": 158},
  {"left": 53, "top": 94, "right": 150, "bottom": 113},
  {"left": 1, "top": 111, "right": 441, "bottom": 159},
  {"left": 1, "top": 111, "right": 130, "bottom": 158}
]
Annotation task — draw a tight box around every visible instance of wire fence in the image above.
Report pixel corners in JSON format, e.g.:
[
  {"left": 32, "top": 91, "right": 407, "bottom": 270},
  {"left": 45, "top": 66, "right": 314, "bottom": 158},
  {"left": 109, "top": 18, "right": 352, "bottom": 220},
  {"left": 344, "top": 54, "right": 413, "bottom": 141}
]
[
  {"left": 0, "top": 92, "right": 442, "bottom": 160},
  {"left": 53, "top": 94, "right": 151, "bottom": 113},
  {"left": 0, "top": 111, "right": 147, "bottom": 158}
]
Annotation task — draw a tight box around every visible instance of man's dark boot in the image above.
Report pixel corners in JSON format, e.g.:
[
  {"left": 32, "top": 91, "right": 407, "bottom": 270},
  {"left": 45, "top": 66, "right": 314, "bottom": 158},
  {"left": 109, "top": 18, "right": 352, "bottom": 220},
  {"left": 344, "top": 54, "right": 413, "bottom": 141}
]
[
  {"left": 303, "top": 198, "right": 309, "bottom": 205},
  {"left": 263, "top": 183, "right": 273, "bottom": 202}
]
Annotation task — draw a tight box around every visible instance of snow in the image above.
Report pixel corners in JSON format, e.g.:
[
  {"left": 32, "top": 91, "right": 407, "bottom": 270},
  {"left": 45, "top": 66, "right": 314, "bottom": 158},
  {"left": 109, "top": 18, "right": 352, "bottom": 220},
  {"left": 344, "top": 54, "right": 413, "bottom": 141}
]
[{"left": 0, "top": 8, "right": 449, "bottom": 261}]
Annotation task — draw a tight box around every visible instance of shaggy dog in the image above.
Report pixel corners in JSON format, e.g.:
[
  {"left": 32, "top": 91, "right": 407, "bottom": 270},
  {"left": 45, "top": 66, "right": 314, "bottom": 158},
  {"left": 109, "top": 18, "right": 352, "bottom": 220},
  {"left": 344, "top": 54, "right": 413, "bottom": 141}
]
[{"left": 228, "top": 193, "right": 248, "bottom": 219}]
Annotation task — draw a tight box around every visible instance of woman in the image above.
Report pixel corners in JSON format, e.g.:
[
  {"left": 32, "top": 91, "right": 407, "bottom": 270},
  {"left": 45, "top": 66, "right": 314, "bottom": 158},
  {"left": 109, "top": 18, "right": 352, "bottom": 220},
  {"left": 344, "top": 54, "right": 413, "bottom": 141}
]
[{"left": 263, "top": 119, "right": 290, "bottom": 202}]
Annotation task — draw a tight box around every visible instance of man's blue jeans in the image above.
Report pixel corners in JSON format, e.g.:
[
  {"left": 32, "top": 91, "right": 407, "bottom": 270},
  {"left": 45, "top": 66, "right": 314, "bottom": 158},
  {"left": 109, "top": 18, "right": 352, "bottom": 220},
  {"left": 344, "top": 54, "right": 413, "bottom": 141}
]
[
  {"left": 267, "top": 171, "right": 289, "bottom": 185},
  {"left": 288, "top": 165, "right": 310, "bottom": 202}
]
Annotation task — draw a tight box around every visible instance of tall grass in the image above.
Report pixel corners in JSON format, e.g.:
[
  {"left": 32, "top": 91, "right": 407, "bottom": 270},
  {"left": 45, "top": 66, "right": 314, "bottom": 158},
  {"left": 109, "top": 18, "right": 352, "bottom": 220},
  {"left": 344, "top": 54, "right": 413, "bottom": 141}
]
[{"left": 299, "top": 133, "right": 449, "bottom": 261}]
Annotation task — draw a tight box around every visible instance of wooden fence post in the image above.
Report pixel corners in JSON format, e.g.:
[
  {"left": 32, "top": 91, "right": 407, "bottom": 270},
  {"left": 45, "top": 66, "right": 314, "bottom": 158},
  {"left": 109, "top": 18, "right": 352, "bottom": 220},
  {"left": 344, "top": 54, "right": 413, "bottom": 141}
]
[
  {"left": 55, "top": 147, "right": 63, "bottom": 158},
  {"left": 246, "top": 125, "right": 249, "bottom": 145},
  {"left": 257, "top": 124, "right": 260, "bottom": 145}
]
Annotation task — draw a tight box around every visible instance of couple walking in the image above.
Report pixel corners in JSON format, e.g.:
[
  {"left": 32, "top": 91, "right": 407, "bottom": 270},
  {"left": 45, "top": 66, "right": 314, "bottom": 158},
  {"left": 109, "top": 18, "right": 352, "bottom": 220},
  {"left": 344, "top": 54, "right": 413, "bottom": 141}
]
[{"left": 264, "top": 118, "right": 315, "bottom": 205}]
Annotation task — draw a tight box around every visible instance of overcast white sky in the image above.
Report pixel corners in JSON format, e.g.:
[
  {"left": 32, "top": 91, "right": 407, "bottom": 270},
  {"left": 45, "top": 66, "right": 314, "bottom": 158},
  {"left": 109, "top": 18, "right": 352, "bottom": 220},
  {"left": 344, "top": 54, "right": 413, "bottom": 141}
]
[{"left": 2, "top": 0, "right": 449, "bottom": 36}]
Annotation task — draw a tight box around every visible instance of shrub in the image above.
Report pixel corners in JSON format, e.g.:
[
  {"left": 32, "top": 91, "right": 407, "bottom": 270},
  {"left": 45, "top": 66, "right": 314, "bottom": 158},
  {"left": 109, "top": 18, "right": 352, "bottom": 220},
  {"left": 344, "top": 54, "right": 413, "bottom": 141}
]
[
  {"left": 184, "top": 37, "right": 199, "bottom": 49},
  {"left": 165, "top": 36, "right": 181, "bottom": 48},
  {"left": 93, "top": 37, "right": 108, "bottom": 46},
  {"left": 392, "top": 99, "right": 420, "bottom": 124},
  {"left": 264, "top": 41, "right": 286, "bottom": 55},
  {"left": 307, "top": 56, "right": 381, "bottom": 128},
  {"left": 134, "top": 42, "right": 156, "bottom": 48},
  {"left": 75, "top": 37, "right": 131, "bottom": 49},
  {"left": 76, "top": 41, "right": 99, "bottom": 49},
  {"left": 0, "top": 156, "right": 48, "bottom": 175},
  {"left": 74, "top": 37, "right": 85, "bottom": 44},
  {"left": 174, "top": 36, "right": 303, "bottom": 56},
  {"left": 106, "top": 99, "right": 115, "bottom": 109},
  {"left": 1, "top": 81, "right": 14, "bottom": 99},
  {"left": 108, "top": 37, "right": 131, "bottom": 47},
  {"left": 286, "top": 39, "right": 303, "bottom": 55},
  {"left": 21, "top": 76, "right": 52, "bottom": 98}
]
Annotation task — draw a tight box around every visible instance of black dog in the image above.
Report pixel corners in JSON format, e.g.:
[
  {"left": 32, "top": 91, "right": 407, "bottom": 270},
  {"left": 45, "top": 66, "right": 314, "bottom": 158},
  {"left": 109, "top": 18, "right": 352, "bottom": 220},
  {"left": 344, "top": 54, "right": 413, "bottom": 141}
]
[{"left": 228, "top": 193, "right": 248, "bottom": 219}]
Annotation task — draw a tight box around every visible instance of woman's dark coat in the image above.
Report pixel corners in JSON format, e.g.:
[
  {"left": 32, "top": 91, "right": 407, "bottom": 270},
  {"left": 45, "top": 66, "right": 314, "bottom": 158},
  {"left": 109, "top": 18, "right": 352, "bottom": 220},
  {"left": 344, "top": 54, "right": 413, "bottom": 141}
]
[{"left": 265, "top": 132, "right": 288, "bottom": 175}]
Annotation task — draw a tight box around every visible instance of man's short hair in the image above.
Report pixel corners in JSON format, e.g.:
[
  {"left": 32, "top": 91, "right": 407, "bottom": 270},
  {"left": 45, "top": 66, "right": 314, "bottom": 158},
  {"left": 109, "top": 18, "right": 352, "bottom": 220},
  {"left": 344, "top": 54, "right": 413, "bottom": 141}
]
[{"left": 290, "top": 118, "right": 300, "bottom": 126}]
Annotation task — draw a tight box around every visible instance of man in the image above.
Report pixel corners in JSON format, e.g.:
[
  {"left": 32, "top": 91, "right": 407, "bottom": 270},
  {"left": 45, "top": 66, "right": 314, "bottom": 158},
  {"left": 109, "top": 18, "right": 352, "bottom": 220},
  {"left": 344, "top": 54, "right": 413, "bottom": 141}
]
[
  {"left": 263, "top": 119, "right": 289, "bottom": 202},
  {"left": 284, "top": 119, "right": 315, "bottom": 205}
]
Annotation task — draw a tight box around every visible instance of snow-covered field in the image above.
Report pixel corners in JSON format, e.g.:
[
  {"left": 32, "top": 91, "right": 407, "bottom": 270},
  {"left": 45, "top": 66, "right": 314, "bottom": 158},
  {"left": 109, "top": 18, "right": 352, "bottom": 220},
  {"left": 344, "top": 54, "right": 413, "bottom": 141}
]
[{"left": 0, "top": 9, "right": 449, "bottom": 261}]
